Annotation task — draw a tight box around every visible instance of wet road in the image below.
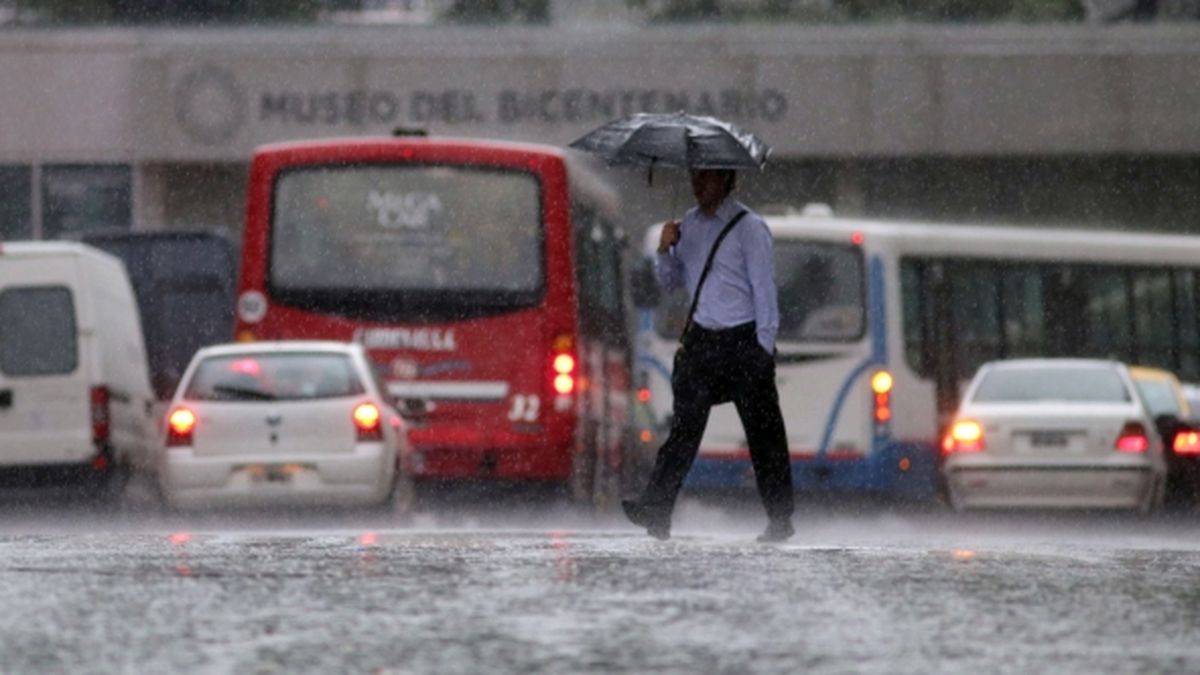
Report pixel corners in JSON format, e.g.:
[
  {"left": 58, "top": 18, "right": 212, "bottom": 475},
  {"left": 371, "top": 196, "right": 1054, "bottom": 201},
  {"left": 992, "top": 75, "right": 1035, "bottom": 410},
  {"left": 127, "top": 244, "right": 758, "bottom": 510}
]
[{"left": 1, "top": 492, "right": 1199, "bottom": 674}]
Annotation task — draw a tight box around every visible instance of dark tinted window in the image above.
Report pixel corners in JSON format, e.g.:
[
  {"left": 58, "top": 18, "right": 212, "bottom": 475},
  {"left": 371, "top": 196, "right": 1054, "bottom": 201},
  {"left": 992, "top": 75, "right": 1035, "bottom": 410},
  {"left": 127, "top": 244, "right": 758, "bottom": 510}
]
[
  {"left": 902, "top": 258, "right": 1200, "bottom": 382},
  {"left": 0, "top": 287, "right": 77, "bottom": 376},
  {"left": 972, "top": 366, "right": 1131, "bottom": 403},
  {"left": 0, "top": 166, "right": 32, "bottom": 240},
  {"left": 184, "top": 353, "right": 365, "bottom": 402},
  {"left": 81, "top": 232, "right": 238, "bottom": 398}
]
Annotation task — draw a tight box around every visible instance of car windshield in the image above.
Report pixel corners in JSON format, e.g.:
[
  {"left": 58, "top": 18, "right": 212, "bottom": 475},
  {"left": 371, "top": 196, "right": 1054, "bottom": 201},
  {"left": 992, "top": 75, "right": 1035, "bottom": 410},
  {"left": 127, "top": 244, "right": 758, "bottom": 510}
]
[
  {"left": 183, "top": 352, "right": 365, "bottom": 402},
  {"left": 1134, "top": 378, "right": 1183, "bottom": 418},
  {"left": 972, "top": 365, "right": 1132, "bottom": 403}
]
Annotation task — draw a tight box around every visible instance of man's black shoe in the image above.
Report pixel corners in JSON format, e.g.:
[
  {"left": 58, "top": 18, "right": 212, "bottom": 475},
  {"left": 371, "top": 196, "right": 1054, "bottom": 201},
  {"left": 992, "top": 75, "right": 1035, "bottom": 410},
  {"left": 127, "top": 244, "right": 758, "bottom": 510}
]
[
  {"left": 756, "top": 518, "right": 794, "bottom": 543},
  {"left": 622, "top": 499, "right": 671, "bottom": 541}
]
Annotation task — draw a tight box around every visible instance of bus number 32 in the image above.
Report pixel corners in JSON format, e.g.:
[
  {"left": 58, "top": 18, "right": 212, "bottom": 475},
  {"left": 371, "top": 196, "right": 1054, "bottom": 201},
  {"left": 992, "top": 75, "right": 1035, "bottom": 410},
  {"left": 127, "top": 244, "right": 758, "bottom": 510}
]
[{"left": 507, "top": 394, "right": 540, "bottom": 422}]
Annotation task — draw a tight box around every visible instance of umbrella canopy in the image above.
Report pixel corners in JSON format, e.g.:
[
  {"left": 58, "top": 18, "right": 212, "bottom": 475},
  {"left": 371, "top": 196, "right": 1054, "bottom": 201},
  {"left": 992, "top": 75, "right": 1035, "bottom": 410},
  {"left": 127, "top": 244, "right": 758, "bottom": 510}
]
[{"left": 568, "top": 111, "right": 771, "bottom": 171}]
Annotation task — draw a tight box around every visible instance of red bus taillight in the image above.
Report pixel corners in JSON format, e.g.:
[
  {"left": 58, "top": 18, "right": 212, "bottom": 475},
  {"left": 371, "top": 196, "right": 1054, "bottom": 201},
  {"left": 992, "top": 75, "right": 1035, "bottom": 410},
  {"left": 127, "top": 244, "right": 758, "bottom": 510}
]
[
  {"left": 942, "top": 420, "right": 985, "bottom": 455},
  {"left": 353, "top": 402, "right": 383, "bottom": 442},
  {"left": 870, "top": 370, "right": 893, "bottom": 424},
  {"left": 1115, "top": 422, "right": 1150, "bottom": 453},
  {"left": 551, "top": 335, "right": 576, "bottom": 395},
  {"left": 1173, "top": 429, "right": 1200, "bottom": 455},
  {"left": 166, "top": 407, "right": 197, "bottom": 447},
  {"left": 90, "top": 386, "right": 111, "bottom": 445}
]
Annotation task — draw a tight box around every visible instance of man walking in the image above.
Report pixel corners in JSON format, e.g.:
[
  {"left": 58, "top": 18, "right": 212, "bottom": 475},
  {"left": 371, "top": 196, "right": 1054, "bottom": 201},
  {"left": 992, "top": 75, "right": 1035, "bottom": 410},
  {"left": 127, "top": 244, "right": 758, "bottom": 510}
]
[{"left": 623, "top": 168, "right": 794, "bottom": 542}]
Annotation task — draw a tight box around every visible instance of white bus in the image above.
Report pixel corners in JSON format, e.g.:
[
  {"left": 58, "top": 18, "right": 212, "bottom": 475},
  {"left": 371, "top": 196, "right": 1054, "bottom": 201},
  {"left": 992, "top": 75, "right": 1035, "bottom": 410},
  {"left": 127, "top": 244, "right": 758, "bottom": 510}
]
[{"left": 631, "top": 206, "right": 1200, "bottom": 502}]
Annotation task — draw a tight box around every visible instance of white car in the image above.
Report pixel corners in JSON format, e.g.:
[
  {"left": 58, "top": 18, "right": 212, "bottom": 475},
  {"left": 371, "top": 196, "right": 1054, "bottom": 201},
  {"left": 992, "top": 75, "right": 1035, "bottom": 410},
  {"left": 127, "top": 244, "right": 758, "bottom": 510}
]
[
  {"left": 942, "top": 358, "right": 1167, "bottom": 514},
  {"left": 158, "top": 341, "right": 412, "bottom": 510}
]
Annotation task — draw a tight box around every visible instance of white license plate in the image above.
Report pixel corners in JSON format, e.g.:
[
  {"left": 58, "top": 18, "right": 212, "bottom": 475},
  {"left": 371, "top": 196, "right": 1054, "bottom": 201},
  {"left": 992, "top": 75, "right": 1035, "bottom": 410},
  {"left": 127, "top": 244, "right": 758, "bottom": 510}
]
[{"left": 1030, "top": 431, "right": 1069, "bottom": 447}]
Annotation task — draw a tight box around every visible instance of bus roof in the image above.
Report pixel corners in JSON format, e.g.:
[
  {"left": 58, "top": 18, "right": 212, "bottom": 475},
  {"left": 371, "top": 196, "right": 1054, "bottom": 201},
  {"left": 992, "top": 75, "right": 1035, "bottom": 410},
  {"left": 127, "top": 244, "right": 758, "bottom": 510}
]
[
  {"left": 253, "top": 134, "right": 622, "bottom": 225},
  {"left": 644, "top": 207, "right": 1200, "bottom": 267},
  {"left": 253, "top": 134, "right": 568, "bottom": 161}
]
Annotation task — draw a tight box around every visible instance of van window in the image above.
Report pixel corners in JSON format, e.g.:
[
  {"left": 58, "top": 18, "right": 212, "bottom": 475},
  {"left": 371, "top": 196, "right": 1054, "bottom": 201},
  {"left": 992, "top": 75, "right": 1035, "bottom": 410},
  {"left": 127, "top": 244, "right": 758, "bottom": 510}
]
[{"left": 0, "top": 286, "right": 78, "bottom": 376}]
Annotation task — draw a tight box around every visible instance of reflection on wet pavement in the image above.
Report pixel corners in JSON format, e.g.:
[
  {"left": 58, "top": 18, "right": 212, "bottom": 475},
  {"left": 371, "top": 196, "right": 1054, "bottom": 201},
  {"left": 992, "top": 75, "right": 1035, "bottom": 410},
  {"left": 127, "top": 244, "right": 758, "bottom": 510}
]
[{"left": 0, "top": 503, "right": 1198, "bottom": 673}]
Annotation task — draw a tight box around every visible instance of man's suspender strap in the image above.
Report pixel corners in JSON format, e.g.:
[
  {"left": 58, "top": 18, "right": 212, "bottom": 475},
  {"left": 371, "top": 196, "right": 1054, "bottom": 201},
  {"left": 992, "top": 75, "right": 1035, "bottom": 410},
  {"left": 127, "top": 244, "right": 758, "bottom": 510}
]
[{"left": 680, "top": 209, "right": 748, "bottom": 342}]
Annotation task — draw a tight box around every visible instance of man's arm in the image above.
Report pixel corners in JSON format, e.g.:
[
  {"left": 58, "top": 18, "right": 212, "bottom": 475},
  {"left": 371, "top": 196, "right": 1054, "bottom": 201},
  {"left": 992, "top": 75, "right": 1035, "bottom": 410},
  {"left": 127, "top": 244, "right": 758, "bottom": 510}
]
[
  {"left": 654, "top": 219, "right": 685, "bottom": 289},
  {"left": 742, "top": 216, "right": 779, "bottom": 354},
  {"left": 654, "top": 249, "right": 685, "bottom": 290}
]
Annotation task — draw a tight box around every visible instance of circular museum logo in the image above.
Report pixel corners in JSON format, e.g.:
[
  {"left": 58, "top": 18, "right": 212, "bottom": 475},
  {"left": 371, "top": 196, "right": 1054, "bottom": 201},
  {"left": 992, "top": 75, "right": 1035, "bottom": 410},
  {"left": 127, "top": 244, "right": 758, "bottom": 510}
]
[{"left": 174, "top": 64, "right": 247, "bottom": 145}]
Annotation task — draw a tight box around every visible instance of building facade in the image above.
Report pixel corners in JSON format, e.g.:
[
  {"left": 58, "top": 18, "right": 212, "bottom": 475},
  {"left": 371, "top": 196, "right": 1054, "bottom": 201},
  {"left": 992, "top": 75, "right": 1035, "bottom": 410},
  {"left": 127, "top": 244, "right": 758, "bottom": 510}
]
[{"left": 2, "top": 23, "right": 1200, "bottom": 242}]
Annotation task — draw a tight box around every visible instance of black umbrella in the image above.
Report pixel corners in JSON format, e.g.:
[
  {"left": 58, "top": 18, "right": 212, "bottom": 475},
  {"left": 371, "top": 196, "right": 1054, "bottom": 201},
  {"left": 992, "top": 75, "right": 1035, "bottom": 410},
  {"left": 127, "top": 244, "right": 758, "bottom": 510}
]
[{"left": 568, "top": 111, "right": 771, "bottom": 182}]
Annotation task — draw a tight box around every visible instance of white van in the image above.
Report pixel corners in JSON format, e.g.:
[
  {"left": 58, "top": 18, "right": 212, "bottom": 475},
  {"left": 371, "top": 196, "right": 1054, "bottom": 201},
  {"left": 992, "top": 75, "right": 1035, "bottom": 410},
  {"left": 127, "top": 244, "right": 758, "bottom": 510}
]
[{"left": 0, "top": 241, "right": 156, "bottom": 492}]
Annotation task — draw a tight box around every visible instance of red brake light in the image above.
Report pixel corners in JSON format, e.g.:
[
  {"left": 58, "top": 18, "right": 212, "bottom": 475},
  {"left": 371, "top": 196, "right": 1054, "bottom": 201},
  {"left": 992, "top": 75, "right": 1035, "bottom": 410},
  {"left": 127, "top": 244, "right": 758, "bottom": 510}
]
[
  {"left": 166, "top": 407, "right": 196, "bottom": 447},
  {"left": 1115, "top": 422, "right": 1150, "bottom": 453},
  {"left": 90, "top": 386, "right": 111, "bottom": 445},
  {"left": 942, "top": 420, "right": 985, "bottom": 455},
  {"left": 354, "top": 402, "right": 383, "bottom": 442},
  {"left": 553, "top": 354, "right": 575, "bottom": 374},
  {"left": 551, "top": 335, "right": 576, "bottom": 395},
  {"left": 1173, "top": 429, "right": 1200, "bottom": 455}
]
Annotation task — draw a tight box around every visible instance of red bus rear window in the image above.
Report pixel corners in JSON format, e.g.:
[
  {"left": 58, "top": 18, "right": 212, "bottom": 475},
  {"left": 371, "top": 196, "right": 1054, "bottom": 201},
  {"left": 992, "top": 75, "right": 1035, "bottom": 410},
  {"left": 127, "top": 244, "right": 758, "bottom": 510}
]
[{"left": 271, "top": 165, "right": 544, "bottom": 305}]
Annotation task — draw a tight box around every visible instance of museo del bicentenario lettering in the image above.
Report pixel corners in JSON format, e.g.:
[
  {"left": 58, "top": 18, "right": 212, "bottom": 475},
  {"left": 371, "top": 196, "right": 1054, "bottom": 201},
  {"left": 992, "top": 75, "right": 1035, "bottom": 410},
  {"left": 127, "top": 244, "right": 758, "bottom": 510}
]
[{"left": 258, "top": 87, "right": 788, "bottom": 127}]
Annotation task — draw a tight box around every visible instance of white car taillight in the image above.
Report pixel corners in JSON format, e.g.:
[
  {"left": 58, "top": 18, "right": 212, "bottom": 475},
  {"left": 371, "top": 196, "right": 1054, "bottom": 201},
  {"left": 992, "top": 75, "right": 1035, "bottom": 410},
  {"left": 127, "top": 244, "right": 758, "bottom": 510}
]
[
  {"left": 167, "top": 407, "right": 197, "bottom": 447},
  {"left": 942, "top": 419, "right": 985, "bottom": 455},
  {"left": 1115, "top": 422, "right": 1150, "bottom": 453},
  {"left": 353, "top": 402, "right": 383, "bottom": 442}
]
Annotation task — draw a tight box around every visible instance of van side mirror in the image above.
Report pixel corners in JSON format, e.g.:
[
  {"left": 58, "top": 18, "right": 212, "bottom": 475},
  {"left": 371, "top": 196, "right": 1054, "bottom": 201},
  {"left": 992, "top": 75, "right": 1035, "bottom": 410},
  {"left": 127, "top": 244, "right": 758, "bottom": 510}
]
[{"left": 630, "top": 259, "right": 659, "bottom": 309}]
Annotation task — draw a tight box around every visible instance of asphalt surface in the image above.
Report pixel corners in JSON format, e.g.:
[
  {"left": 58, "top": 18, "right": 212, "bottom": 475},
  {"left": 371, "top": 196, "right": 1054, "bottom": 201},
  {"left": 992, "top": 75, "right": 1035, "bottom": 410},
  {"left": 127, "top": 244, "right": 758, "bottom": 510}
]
[{"left": 1, "top": 487, "right": 1199, "bottom": 674}]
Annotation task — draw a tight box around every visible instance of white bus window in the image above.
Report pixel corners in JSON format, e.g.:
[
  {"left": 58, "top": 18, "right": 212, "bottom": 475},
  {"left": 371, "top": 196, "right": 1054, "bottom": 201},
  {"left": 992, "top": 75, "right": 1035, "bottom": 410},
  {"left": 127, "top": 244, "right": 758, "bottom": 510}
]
[
  {"left": 1079, "top": 268, "right": 1131, "bottom": 360},
  {"left": 950, "top": 265, "right": 1002, "bottom": 379},
  {"left": 1174, "top": 271, "right": 1200, "bottom": 380},
  {"left": 900, "top": 263, "right": 926, "bottom": 374},
  {"left": 1001, "top": 266, "right": 1045, "bottom": 358},
  {"left": 1133, "top": 269, "right": 1174, "bottom": 370},
  {"left": 776, "top": 241, "right": 863, "bottom": 342}
]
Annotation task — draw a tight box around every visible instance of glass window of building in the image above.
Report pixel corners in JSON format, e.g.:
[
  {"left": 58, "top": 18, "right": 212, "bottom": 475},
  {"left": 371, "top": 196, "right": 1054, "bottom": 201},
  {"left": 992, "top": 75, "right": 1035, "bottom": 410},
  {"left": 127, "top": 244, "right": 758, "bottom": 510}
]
[
  {"left": 41, "top": 165, "right": 132, "bottom": 239},
  {"left": 0, "top": 166, "right": 32, "bottom": 240}
]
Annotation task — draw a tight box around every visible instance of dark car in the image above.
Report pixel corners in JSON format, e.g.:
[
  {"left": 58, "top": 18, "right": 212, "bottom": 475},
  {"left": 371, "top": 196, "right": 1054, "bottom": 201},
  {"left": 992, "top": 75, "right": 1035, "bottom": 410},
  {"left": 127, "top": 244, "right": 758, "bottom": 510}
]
[
  {"left": 1129, "top": 366, "right": 1200, "bottom": 506},
  {"left": 77, "top": 228, "right": 238, "bottom": 399}
]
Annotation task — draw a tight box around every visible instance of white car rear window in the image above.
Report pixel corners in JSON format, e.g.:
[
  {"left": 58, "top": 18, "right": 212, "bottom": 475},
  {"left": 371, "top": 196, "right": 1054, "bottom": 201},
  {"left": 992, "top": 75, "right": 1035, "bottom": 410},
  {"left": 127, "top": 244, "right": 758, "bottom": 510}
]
[
  {"left": 972, "top": 366, "right": 1131, "bottom": 403},
  {"left": 184, "top": 353, "right": 365, "bottom": 401}
]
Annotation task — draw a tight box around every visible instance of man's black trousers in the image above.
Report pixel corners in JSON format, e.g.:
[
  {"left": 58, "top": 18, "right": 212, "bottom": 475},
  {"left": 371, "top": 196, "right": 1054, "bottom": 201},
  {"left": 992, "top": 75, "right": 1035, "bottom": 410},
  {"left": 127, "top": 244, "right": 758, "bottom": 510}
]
[{"left": 641, "top": 322, "right": 794, "bottom": 521}]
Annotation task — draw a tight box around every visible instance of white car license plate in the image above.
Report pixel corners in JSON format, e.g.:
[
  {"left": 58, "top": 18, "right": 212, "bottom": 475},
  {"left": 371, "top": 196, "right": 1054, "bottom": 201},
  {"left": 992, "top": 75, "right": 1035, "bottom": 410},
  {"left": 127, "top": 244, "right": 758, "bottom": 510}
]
[
  {"left": 1030, "top": 431, "right": 1069, "bottom": 447},
  {"left": 240, "top": 463, "right": 308, "bottom": 484}
]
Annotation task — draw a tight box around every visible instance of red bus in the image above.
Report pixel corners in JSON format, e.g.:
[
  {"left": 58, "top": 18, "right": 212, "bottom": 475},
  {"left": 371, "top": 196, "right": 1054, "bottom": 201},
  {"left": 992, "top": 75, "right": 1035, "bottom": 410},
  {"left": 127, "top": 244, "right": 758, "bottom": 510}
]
[{"left": 234, "top": 134, "right": 633, "bottom": 509}]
